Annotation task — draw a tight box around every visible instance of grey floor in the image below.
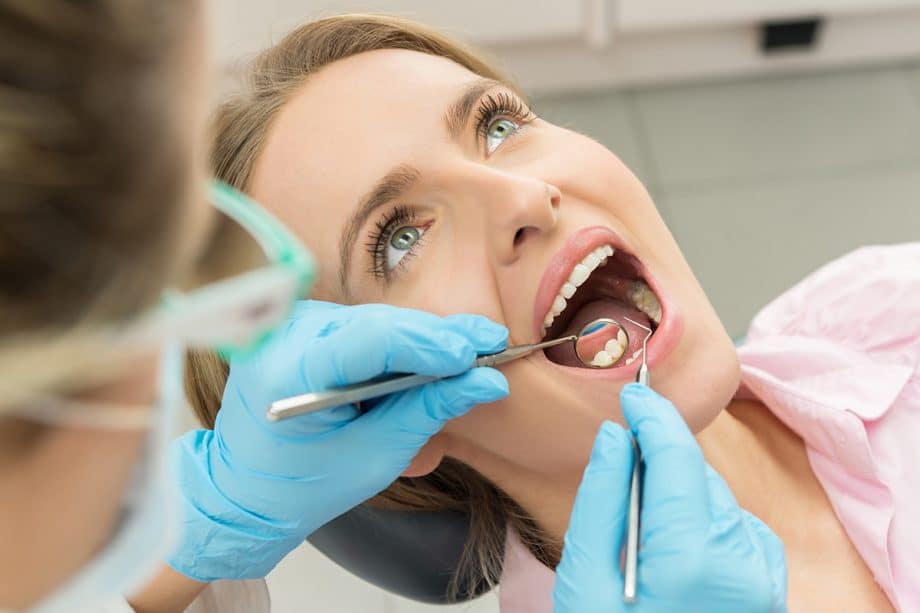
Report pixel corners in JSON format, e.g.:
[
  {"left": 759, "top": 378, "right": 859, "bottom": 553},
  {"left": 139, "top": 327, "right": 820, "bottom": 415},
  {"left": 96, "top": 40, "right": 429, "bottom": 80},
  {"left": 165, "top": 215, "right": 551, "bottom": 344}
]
[{"left": 265, "top": 61, "right": 920, "bottom": 612}]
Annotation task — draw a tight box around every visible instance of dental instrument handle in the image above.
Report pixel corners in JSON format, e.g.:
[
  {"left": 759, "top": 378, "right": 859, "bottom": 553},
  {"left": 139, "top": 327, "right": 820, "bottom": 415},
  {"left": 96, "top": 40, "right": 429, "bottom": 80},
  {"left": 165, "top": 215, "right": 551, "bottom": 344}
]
[
  {"left": 266, "top": 336, "right": 577, "bottom": 422},
  {"left": 473, "top": 335, "right": 576, "bottom": 367},
  {"left": 624, "top": 335, "right": 649, "bottom": 603},
  {"left": 267, "top": 373, "right": 441, "bottom": 421},
  {"left": 623, "top": 436, "right": 642, "bottom": 603}
]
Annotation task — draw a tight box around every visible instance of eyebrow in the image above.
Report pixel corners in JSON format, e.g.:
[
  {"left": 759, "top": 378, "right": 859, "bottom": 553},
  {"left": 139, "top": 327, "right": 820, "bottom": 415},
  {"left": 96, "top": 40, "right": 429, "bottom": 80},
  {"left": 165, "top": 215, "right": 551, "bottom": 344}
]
[{"left": 337, "top": 77, "right": 504, "bottom": 296}]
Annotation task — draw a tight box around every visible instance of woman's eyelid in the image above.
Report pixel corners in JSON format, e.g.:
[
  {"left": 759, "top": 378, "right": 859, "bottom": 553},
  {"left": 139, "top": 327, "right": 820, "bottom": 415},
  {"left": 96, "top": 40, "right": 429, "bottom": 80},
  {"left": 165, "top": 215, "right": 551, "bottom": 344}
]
[
  {"left": 486, "top": 119, "right": 533, "bottom": 155},
  {"left": 473, "top": 91, "right": 535, "bottom": 156},
  {"left": 473, "top": 89, "right": 533, "bottom": 131},
  {"left": 366, "top": 203, "right": 434, "bottom": 281}
]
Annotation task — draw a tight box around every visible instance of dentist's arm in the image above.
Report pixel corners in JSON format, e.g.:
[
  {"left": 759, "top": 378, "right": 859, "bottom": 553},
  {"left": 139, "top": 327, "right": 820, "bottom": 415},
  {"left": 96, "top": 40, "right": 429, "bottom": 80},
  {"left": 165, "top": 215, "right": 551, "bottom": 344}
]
[
  {"left": 554, "top": 384, "right": 787, "bottom": 613},
  {"left": 129, "top": 301, "right": 509, "bottom": 612}
]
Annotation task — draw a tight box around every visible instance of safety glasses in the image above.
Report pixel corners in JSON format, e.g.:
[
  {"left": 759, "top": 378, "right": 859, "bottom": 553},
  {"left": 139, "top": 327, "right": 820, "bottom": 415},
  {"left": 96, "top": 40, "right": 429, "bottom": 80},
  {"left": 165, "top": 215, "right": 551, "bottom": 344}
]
[{"left": 129, "top": 181, "right": 315, "bottom": 357}]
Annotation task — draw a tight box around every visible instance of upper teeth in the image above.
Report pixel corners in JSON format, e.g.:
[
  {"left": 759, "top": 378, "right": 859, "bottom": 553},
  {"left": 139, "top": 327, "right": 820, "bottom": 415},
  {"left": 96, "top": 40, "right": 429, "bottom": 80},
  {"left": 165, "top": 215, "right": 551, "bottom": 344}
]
[
  {"left": 541, "top": 245, "right": 664, "bottom": 338},
  {"left": 542, "top": 245, "right": 614, "bottom": 333}
]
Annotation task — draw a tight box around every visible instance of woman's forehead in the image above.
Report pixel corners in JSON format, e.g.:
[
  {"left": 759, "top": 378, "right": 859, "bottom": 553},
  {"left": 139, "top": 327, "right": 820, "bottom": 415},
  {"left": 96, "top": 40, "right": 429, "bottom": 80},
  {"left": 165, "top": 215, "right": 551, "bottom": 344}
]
[
  {"left": 253, "top": 48, "right": 481, "bottom": 195},
  {"left": 250, "top": 50, "right": 483, "bottom": 269}
]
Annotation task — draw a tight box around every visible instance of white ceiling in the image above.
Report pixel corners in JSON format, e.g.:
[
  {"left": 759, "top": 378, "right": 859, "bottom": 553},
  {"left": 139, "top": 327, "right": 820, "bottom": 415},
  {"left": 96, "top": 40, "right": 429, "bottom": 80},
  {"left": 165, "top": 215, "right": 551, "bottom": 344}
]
[{"left": 210, "top": 0, "right": 920, "bottom": 93}]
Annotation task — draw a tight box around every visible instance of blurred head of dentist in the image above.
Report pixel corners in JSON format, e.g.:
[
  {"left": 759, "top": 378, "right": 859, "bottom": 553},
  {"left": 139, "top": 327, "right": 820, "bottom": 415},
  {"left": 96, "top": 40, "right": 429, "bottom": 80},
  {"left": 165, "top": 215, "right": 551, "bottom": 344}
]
[{"left": 0, "top": 0, "right": 212, "bottom": 609}]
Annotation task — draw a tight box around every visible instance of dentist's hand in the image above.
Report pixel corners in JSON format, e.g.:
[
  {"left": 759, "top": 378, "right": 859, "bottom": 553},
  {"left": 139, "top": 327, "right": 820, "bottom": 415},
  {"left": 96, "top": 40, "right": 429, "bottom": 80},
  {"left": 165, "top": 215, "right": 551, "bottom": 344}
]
[
  {"left": 553, "top": 384, "right": 787, "bottom": 613},
  {"left": 167, "top": 300, "right": 509, "bottom": 581}
]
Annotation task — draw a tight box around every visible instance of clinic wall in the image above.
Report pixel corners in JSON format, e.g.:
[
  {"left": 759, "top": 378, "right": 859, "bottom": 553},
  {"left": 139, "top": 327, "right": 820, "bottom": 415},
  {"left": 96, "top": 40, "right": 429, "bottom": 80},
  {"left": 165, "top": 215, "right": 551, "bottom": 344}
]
[{"left": 532, "top": 62, "right": 920, "bottom": 338}]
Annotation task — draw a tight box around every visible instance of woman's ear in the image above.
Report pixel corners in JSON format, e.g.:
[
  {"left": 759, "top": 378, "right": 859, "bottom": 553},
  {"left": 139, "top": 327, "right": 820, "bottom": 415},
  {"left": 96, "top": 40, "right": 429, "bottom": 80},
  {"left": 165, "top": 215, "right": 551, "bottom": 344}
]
[{"left": 401, "top": 433, "right": 447, "bottom": 477}]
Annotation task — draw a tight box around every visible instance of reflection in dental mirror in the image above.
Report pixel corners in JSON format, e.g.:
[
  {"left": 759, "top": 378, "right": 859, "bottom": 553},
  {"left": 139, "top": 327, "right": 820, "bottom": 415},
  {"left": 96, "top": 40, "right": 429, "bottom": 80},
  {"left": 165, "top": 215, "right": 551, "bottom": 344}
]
[{"left": 573, "top": 318, "right": 630, "bottom": 368}]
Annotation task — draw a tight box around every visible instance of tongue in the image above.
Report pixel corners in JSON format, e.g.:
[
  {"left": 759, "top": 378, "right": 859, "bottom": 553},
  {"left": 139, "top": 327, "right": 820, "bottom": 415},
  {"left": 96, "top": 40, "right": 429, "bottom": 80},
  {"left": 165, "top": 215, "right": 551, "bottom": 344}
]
[{"left": 544, "top": 298, "right": 652, "bottom": 367}]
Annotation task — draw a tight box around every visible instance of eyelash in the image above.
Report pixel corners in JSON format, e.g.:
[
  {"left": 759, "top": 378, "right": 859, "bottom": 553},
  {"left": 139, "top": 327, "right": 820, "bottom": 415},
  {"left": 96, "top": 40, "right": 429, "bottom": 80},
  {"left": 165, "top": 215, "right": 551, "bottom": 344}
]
[
  {"left": 365, "top": 92, "right": 535, "bottom": 282},
  {"left": 473, "top": 91, "right": 536, "bottom": 145},
  {"left": 366, "top": 205, "right": 425, "bottom": 280}
]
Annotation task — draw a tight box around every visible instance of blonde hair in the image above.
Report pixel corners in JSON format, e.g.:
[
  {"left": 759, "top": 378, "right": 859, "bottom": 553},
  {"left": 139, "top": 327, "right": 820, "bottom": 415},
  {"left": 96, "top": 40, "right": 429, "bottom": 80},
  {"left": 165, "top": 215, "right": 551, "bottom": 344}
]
[{"left": 192, "top": 14, "right": 558, "bottom": 598}]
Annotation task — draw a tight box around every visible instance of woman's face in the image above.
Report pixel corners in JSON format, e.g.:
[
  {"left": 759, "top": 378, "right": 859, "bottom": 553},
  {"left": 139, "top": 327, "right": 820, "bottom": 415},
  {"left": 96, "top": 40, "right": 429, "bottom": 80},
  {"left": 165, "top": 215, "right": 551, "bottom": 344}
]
[{"left": 250, "top": 49, "right": 740, "bottom": 479}]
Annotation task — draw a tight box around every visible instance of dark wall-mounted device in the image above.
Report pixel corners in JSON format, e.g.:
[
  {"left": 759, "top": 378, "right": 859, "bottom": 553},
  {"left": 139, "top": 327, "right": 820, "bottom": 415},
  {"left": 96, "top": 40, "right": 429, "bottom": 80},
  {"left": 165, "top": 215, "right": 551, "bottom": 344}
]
[{"left": 760, "top": 17, "right": 823, "bottom": 53}]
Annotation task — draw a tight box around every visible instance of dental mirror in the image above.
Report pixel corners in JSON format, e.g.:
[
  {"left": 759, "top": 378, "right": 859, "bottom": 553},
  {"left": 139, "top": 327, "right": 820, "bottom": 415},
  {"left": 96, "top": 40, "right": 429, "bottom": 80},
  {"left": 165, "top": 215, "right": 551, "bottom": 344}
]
[{"left": 573, "top": 318, "right": 630, "bottom": 368}]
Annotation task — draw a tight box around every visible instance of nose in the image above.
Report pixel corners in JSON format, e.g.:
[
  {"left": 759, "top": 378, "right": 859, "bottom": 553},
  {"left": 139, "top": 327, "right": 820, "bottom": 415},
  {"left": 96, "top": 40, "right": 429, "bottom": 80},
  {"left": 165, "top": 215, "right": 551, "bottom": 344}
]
[{"left": 480, "top": 171, "right": 561, "bottom": 264}]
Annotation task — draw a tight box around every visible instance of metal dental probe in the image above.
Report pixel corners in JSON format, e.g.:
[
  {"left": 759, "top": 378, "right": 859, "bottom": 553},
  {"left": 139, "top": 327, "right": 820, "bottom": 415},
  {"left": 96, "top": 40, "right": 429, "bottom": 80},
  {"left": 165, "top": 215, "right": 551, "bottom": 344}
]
[
  {"left": 622, "top": 316, "right": 652, "bottom": 604},
  {"left": 266, "top": 335, "right": 578, "bottom": 421}
]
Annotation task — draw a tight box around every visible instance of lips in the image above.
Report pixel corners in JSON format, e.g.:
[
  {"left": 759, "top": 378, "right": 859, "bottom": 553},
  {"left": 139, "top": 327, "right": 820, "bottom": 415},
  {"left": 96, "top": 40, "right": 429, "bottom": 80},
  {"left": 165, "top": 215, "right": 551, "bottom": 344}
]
[{"left": 531, "top": 226, "right": 683, "bottom": 378}]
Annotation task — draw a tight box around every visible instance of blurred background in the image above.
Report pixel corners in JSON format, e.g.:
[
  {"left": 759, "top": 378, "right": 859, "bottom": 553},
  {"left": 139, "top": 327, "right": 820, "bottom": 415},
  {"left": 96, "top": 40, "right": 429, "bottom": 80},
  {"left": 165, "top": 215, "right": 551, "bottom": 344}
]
[{"left": 210, "top": 1, "right": 920, "bottom": 610}]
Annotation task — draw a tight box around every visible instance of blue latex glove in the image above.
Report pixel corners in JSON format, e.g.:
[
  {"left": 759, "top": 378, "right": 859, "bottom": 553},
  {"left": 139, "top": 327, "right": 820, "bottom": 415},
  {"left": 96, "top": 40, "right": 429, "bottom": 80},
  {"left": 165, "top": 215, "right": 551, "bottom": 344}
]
[
  {"left": 168, "top": 300, "right": 509, "bottom": 581},
  {"left": 554, "top": 384, "right": 787, "bottom": 613}
]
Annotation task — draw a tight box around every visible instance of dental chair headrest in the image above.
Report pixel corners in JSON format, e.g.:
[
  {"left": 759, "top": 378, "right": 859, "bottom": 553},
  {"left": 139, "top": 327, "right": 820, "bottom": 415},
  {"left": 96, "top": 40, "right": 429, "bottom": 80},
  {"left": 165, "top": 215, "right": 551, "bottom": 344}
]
[{"left": 307, "top": 506, "right": 491, "bottom": 604}]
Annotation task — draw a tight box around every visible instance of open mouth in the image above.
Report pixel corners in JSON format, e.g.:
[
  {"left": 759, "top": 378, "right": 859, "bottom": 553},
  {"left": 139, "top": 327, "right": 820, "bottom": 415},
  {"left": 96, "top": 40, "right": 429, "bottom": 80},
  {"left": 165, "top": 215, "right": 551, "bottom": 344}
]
[{"left": 538, "top": 240, "right": 662, "bottom": 369}]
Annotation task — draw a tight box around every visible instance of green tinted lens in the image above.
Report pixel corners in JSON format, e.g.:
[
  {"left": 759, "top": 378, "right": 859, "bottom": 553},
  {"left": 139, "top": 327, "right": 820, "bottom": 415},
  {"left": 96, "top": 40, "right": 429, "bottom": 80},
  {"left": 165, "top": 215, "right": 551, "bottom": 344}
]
[{"left": 209, "top": 180, "right": 316, "bottom": 297}]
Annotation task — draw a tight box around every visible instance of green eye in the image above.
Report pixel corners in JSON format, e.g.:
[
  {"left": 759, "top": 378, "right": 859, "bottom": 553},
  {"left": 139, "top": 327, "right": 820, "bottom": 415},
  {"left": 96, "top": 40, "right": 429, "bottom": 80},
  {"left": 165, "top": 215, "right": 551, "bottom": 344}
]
[
  {"left": 386, "top": 225, "right": 424, "bottom": 270},
  {"left": 486, "top": 118, "right": 519, "bottom": 153},
  {"left": 390, "top": 226, "right": 420, "bottom": 250}
]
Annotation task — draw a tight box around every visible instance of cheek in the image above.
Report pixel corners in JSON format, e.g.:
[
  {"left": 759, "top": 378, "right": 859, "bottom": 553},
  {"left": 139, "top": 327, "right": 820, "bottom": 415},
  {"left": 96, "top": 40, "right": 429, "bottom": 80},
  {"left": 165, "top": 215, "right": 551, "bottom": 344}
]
[
  {"left": 551, "top": 132, "right": 654, "bottom": 214},
  {"left": 384, "top": 254, "right": 504, "bottom": 322},
  {"left": 445, "top": 359, "right": 608, "bottom": 475},
  {"left": 0, "top": 428, "right": 145, "bottom": 606}
]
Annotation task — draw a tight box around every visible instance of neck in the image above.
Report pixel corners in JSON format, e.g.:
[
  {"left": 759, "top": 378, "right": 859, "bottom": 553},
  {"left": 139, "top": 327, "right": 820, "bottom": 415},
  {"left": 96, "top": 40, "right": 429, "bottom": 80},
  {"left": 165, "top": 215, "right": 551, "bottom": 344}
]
[
  {"left": 697, "top": 399, "right": 825, "bottom": 540},
  {"left": 450, "top": 398, "right": 823, "bottom": 566}
]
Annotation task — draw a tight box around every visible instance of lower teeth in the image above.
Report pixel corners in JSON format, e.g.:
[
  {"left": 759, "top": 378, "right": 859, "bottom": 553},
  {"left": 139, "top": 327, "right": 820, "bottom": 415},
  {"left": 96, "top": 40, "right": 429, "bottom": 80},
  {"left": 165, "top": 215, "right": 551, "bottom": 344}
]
[
  {"left": 590, "top": 335, "right": 627, "bottom": 366},
  {"left": 591, "top": 352, "right": 614, "bottom": 367}
]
